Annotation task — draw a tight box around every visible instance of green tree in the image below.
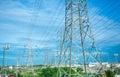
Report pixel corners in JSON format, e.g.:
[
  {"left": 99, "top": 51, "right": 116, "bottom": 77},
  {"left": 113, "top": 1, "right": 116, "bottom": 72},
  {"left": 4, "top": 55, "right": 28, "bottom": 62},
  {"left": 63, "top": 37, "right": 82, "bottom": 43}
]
[
  {"left": 105, "top": 70, "right": 115, "bottom": 77},
  {"left": 40, "top": 67, "right": 58, "bottom": 77}
]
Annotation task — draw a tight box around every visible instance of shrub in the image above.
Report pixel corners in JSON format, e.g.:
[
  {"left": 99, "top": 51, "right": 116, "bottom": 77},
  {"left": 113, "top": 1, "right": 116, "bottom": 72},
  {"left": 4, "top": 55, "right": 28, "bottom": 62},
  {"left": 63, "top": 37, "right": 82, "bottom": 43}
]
[{"left": 105, "top": 70, "right": 115, "bottom": 77}]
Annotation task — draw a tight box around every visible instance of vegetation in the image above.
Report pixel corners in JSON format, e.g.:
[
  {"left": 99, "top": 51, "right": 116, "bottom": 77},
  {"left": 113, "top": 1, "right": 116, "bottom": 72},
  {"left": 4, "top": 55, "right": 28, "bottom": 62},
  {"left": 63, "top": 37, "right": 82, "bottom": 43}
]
[
  {"left": 41, "top": 67, "right": 58, "bottom": 77},
  {"left": 114, "top": 67, "right": 120, "bottom": 74},
  {"left": 1, "top": 66, "right": 120, "bottom": 77},
  {"left": 105, "top": 70, "right": 115, "bottom": 77},
  {"left": 6, "top": 69, "right": 15, "bottom": 74}
]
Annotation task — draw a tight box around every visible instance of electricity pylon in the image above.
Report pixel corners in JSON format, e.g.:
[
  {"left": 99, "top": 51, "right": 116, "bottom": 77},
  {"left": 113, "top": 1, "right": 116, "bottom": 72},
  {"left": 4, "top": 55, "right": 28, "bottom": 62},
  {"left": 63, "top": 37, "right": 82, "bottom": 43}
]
[
  {"left": 114, "top": 53, "right": 118, "bottom": 64},
  {"left": 51, "top": 53, "right": 55, "bottom": 66},
  {"left": 58, "top": 0, "right": 99, "bottom": 77},
  {"left": 15, "top": 49, "right": 21, "bottom": 77},
  {"left": 26, "top": 43, "right": 33, "bottom": 69},
  {"left": 44, "top": 45, "right": 48, "bottom": 67},
  {"left": 2, "top": 44, "right": 9, "bottom": 77},
  {"left": 25, "top": 40, "right": 35, "bottom": 77},
  {"left": 16, "top": 57, "right": 20, "bottom": 77}
]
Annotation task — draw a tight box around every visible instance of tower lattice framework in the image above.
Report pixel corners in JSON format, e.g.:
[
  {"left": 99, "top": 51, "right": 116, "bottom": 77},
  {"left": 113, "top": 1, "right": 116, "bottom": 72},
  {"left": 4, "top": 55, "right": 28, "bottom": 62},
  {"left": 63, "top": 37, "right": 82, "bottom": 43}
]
[
  {"left": 58, "top": 0, "right": 100, "bottom": 77},
  {"left": 25, "top": 40, "right": 35, "bottom": 77}
]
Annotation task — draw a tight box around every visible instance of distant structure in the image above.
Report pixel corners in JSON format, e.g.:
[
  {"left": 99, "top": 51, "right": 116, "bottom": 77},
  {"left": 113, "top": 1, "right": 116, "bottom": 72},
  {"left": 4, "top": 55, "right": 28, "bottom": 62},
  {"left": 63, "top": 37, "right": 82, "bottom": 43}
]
[
  {"left": 51, "top": 53, "right": 55, "bottom": 66},
  {"left": 2, "top": 44, "right": 9, "bottom": 76},
  {"left": 16, "top": 57, "right": 20, "bottom": 77},
  {"left": 44, "top": 45, "right": 48, "bottom": 67},
  {"left": 16, "top": 53, "right": 21, "bottom": 77},
  {"left": 26, "top": 42, "right": 34, "bottom": 69},
  {"left": 25, "top": 40, "right": 35, "bottom": 77},
  {"left": 58, "top": 0, "right": 100, "bottom": 77},
  {"left": 106, "top": 53, "right": 109, "bottom": 63},
  {"left": 114, "top": 53, "right": 119, "bottom": 64}
]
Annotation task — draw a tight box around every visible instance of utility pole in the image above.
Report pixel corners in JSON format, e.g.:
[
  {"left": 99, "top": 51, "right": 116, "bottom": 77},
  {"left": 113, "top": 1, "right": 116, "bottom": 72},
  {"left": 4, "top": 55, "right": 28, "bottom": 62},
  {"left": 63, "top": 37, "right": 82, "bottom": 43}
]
[
  {"left": 2, "top": 44, "right": 9, "bottom": 77},
  {"left": 58, "top": 0, "right": 98, "bottom": 76}
]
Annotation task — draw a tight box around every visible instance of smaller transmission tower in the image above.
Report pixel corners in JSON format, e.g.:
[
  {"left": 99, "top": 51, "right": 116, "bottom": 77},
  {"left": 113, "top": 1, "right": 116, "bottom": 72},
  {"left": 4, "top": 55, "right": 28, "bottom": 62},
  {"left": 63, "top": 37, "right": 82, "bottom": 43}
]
[
  {"left": 26, "top": 43, "right": 33, "bottom": 69},
  {"left": 25, "top": 39, "right": 35, "bottom": 77},
  {"left": 16, "top": 57, "right": 20, "bottom": 77},
  {"left": 44, "top": 45, "right": 48, "bottom": 67},
  {"left": 51, "top": 53, "right": 55, "bottom": 66},
  {"left": 16, "top": 52, "right": 21, "bottom": 77},
  {"left": 114, "top": 53, "right": 119, "bottom": 64},
  {"left": 2, "top": 44, "right": 9, "bottom": 76}
]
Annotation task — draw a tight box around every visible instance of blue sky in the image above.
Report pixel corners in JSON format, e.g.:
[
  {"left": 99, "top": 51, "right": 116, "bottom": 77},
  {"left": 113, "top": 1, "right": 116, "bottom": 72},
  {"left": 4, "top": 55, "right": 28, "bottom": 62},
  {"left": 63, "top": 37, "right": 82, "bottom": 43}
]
[{"left": 0, "top": 0, "right": 120, "bottom": 65}]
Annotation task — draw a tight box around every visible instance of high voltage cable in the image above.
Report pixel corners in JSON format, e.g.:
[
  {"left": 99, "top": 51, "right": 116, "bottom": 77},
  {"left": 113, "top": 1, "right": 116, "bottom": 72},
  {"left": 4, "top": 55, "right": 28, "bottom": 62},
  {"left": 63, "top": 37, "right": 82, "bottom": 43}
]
[
  {"left": 40, "top": 0, "right": 63, "bottom": 36},
  {"left": 97, "top": 32, "right": 120, "bottom": 46},
  {"left": 88, "top": 0, "right": 116, "bottom": 26},
  {"left": 94, "top": 21, "right": 119, "bottom": 37},
  {"left": 91, "top": 1, "right": 120, "bottom": 36},
  {"left": 46, "top": 17, "right": 65, "bottom": 40},
  {"left": 35, "top": 6, "right": 63, "bottom": 60},
  {"left": 25, "top": 0, "right": 43, "bottom": 44},
  {"left": 41, "top": 8, "right": 63, "bottom": 41},
  {"left": 44, "top": 0, "right": 119, "bottom": 51},
  {"left": 96, "top": 30, "right": 120, "bottom": 48},
  {"left": 27, "top": 0, "right": 43, "bottom": 39},
  {"left": 87, "top": 0, "right": 120, "bottom": 36},
  {"left": 89, "top": 0, "right": 117, "bottom": 20},
  {"left": 39, "top": 0, "right": 64, "bottom": 49},
  {"left": 23, "top": 0, "right": 43, "bottom": 57},
  {"left": 87, "top": 5, "right": 119, "bottom": 44},
  {"left": 22, "top": 0, "right": 43, "bottom": 60},
  {"left": 95, "top": 20, "right": 119, "bottom": 40}
]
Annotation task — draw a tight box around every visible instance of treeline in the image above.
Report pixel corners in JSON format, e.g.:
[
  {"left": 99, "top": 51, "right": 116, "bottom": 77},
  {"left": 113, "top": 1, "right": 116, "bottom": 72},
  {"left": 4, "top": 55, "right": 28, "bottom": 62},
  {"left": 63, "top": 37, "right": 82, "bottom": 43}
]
[{"left": 1, "top": 67, "right": 120, "bottom": 77}]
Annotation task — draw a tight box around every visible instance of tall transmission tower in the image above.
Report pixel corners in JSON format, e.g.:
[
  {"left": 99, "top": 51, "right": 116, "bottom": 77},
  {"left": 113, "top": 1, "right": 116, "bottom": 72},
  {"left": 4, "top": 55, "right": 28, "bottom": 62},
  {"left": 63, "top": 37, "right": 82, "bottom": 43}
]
[{"left": 58, "top": 0, "right": 99, "bottom": 76}]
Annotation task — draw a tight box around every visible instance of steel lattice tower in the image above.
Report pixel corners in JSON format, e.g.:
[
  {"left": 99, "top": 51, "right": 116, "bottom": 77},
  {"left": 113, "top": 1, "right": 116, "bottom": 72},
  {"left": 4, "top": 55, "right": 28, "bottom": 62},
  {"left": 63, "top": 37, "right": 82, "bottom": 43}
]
[
  {"left": 44, "top": 46, "right": 48, "bottom": 67},
  {"left": 25, "top": 40, "right": 35, "bottom": 77},
  {"left": 58, "top": 0, "right": 99, "bottom": 77},
  {"left": 114, "top": 53, "right": 118, "bottom": 64},
  {"left": 26, "top": 43, "right": 33, "bottom": 69}
]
